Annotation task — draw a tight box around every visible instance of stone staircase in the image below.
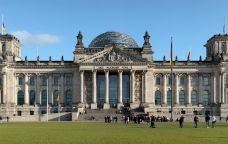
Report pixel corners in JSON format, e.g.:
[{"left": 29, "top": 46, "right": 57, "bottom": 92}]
[{"left": 77, "top": 108, "right": 125, "bottom": 122}]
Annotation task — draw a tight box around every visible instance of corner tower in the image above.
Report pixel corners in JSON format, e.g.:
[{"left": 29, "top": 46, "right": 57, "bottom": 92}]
[{"left": 0, "top": 34, "right": 22, "bottom": 62}]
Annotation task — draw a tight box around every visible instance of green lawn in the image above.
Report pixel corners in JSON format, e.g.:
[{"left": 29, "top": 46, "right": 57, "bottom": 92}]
[{"left": 0, "top": 122, "right": 227, "bottom": 144}]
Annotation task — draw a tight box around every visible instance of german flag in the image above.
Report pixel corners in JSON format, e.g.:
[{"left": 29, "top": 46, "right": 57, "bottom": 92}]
[
  {"left": 56, "top": 95, "right": 59, "bottom": 103},
  {"left": 1, "top": 21, "right": 5, "bottom": 35}
]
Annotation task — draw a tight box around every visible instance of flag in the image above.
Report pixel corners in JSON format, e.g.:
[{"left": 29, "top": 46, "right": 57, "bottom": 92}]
[
  {"left": 56, "top": 95, "right": 59, "bottom": 102},
  {"left": 1, "top": 21, "right": 5, "bottom": 35},
  {"left": 170, "top": 37, "right": 173, "bottom": 66}
]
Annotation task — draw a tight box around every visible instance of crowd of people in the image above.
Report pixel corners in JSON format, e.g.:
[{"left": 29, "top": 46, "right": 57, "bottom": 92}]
[
  {"left": 104, "top": 113, "right": 227, "bottom": 129},
  {"left": 104, "top": 115, "right": 118, "bottom": 123},
  {"left": 177, "top": 114, "right": 217, "bottom": 128}
]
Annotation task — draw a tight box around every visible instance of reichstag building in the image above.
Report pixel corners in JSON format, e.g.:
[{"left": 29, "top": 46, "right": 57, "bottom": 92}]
[{"left": 0, "top": 31, "right": 228, "bottom": 119}]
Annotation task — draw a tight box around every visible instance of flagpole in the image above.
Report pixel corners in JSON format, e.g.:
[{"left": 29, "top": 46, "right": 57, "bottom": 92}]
[
  {"left": 47, "top": 77, "right": 49, "bottom": 122},
  {"left": 58, "top": 84, "right": 60, "bottom": 122},
  {"left": 170, "top": 37, "right": 173, "bottom": 121}
]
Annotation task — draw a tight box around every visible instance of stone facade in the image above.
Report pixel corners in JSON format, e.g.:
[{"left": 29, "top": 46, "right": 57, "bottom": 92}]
[{"left": 0, "top": 31, "right": 228, "bottom": 120}]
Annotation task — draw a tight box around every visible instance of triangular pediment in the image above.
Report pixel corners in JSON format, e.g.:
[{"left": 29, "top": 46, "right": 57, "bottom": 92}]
[{"left": 79, "top": 47, "right": 147, "bottom": 63}]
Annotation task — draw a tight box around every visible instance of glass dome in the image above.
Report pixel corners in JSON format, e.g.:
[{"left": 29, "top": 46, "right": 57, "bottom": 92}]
[{"left": 89, "top": 31, "right": 139, "bottom": 48}]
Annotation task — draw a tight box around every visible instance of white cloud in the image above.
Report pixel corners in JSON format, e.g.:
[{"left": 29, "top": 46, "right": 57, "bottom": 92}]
[{"left": 11, "top": 30, "right": 61, "bottom": 45}]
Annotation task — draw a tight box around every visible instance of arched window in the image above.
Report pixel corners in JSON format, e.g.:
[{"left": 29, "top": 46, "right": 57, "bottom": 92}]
[
  {"left": 179, "top": 90, "right": 185, "bottom": 105},
  {"left": 155, "top": 90, "right": 161, "bottom": 105},
  {"left": 167, "top": 90, "right": 172, "bottom": 106},
  {"left": 29, "top": 90, "right": 36, "bottom": 105},
  {"left": 66, "top": 90, "right": 72, "bottom": 106},
  {"left": 53, "top": 90, "right": 59, "bottom": 106},
  {"left": 17, "top": 90, "right": 24, "bottom": 105},
  {"left": 191, "top": 90, "right": 197, "bottom": 105},
  {"left": 41, "top": 90, "right": 47, "bottom": 106},
  {"left": 203, "top": 90, "right": 209, "bottom": 105}
]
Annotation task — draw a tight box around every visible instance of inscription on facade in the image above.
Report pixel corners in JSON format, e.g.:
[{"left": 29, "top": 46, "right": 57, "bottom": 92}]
[{"left": 95, "top": 66, "right": 131, "bottom": 70}]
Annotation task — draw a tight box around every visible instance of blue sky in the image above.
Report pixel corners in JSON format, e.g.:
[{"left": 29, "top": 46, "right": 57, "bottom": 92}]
[{"left": 0, "top": 0, "right": 228, "bottom": 61}]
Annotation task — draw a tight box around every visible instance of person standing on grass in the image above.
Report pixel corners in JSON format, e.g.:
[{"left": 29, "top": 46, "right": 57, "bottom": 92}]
[
  {"left": 150, "top": 115, "right": 156, "bottom": 128},
  {"left": 0, "top": 116, "right": 2, "bottom": 124},
  {"left": 226, "top": 116, "right": 228, "bottom": 122},
  {"left": 205, "top": 114, "right": 210, "bottom": 128},
  {"left": 127, "top": 116, "right": 130, "bottom": 124},
  {"left": 212, "top": 116, "right": 216, "bottom": 128},
  {"left": 194, "top": 115, "right": 199, "bottom": 128},
  {"left": 179, "top": 115, "right": 184, "bottom": 128}
]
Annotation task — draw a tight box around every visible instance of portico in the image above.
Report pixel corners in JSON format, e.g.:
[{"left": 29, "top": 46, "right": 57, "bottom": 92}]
[{"left": 79, "top": 65, "right": 147, "bottom": 109}]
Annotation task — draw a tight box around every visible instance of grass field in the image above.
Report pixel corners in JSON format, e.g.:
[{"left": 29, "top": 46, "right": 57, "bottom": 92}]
[{"left": 0, "top": 122, "right": 227, "bottom": 144}]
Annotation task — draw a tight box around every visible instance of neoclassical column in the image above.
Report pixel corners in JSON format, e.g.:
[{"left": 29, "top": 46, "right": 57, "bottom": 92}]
[
  {"left": 72, "top": 71, "right": 77, "bottom": 104},
  {"left": 198, "top": 74, "right": 203, "bottom": 105},
  {"left": 143, "top": 71, "right": 148, "bottom": 103},
  {"left": 130, "top": 70, "right": 135, "bottom": 103},
  {"left": 2, "top": 72, "right": 7, "bottom": 104},
  {"left": 186, "top": 74, "right": 191, "bottom": 105},
  {"left": 162, "top": 74, "right": 167, "bottom": 105},
  {"left": 48, "top": 74, "right": 53, "bottom": 105},
  {"left": 36, "top": 75, "right": 41, "bottom": 105},
  {"left": 221, "top": 72, "right": 225, "bottom": 104},
  {"left": 211, "top": 73, "right": 217, "bottom": 104},
  {"left": 80, "top": 71, "right": 84, "bottom": 103},
  {"left": 60, "top": 73, "right": 65, "bottom": 104},
  {"left": 24, "top": 74, "right": 29, "bottom": 105},
  {"left": 117, "top": 70, "right": 123, "bottom": 109},
  {"left": 103, "top": 70, "right": 110, "bottom": 109},
  {"left": 174, "top": 73, "right": 179, "bottom": 105},
  {"left": 91, "top": 70, "right": 97, "bottom": 109}
]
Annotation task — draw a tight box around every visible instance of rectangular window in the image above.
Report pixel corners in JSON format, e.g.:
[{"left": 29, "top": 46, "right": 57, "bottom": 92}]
[
  {"left": 30, "top": 77, "right": 35, "bottom": 86},
  {"left": 191, "top": 77, "right": 197, "bottom": 85},
  {"left": 155, "top": 77, "right": 161, "bottom": 85},
  {"left": 167, "top": 76, "right": 172, "bottom": 85},
  {"left": 179, "top": 77, "right": 185, "bottom": 85},
  {"left": 42, "top": 77, "right": 47, "bottom": 86},
  {"left": 65, "top": 76, "right": 72, "bottom": 85},
  {"left": 203, "top": 77, "right": 209, "bottom": 86},
  {"left": 54, "top": 77, "right": 59, "bottom": 86},
  {"left": 18, "top": 77, "right": 23, "bottom": 85},
  {"left": 225, "top": 74, "right": 228, "bottom": 86}
]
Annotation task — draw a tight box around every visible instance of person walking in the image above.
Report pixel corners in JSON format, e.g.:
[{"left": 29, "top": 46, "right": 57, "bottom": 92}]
[
  {"left": 212, "top": 116, "right": 216, "bottom": 128},
  {"left": 6, "top": 116, "right": 9, "bottom": 122},
  {"left": 194, "top": 115, "right": 199, "bottom": 128},
  {"left": 150, "top": 115, "right": 156, "bottom": 128},
  {"left": 179, "top": 115, "right": 184, "bottom": 128},
  {"left": 205, "top": 114, "right": 210, "bottom": 128}
]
